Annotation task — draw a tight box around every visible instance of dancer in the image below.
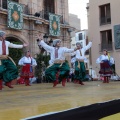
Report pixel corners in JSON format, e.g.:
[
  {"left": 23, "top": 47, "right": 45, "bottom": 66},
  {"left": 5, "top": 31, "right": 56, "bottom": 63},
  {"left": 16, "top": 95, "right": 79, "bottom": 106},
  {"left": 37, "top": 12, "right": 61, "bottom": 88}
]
[
  {"left": 96, "top": 49, "right": 114, "bottom": 83},
  {"left": 18, "top": 51, "right": 37, "bottom": 86},
  {"left": 72, "top": 41, "right": 92, "bottom": 85},
  {"left": 0, "top": 30, "right": 28, "bottom": 90},
  {"left": 37, "top": 34, "right": 78, "bottom": 87}
]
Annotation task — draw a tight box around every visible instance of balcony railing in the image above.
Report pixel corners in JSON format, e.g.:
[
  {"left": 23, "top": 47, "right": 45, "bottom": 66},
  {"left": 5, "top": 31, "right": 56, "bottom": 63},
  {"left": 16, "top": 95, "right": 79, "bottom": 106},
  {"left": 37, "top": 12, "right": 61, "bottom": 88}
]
[
  {"left": 0, "top": 0, "right": 29, "bottom": 15},
  {"left": 0, "top": 0, "right": 64, "bottom": 23},
  {"left": 22, "top": 4, "right": 30, "bottom": 15},
  {"left": 38, "top": 10, "right": 64, "bottom": 23},
  {"left": 100, "top": 17, "right": 111, "bottom": 25},
  {"left": 99, "top": 43, "right": 113, "bottom": 52}
]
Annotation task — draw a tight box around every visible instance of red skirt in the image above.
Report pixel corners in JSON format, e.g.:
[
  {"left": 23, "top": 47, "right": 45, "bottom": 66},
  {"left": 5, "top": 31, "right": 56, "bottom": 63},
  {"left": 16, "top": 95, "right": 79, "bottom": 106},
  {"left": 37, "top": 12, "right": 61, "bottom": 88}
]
[
  {"left": 99, "top": 62, "right": 113, "bottom": 76},
  {"left": 20, "top": 64, "right": 34, "bottom": 79}
]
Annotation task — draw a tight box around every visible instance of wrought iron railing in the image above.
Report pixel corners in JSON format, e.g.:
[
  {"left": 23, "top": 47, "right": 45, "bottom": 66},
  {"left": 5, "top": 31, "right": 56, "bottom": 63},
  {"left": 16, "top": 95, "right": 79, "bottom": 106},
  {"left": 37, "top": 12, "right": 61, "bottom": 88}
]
[
  {"left": 38, "top": 10, "right": 64, "bottom": 23},
  {"left": 22, "top": 4, "right": 29, "bottom": 15},
  {"left": 99, "top": 43, "right": 113, "bottom": 52},
  {"left": 0, "top": 0, "right": 29, "bottom": 15},
  {"left": 0, "top": 0, "right": 64, "bottom": 22},
  {"left": 100, "top": 17, "right": 111, "bottom": 25}
]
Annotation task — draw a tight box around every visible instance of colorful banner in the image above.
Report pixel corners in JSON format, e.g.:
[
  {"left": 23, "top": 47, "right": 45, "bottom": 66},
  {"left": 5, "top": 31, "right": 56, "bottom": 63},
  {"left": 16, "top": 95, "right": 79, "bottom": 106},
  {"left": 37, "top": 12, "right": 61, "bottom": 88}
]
[
  {"left": 8, "top": 0, "right": 23, "bottom": 30},
  {"left": 114, "top": 25, "right": 120, "bottom": 49},
  {"left": 49, "top": 13, "right": 61, "bottom": 36}
]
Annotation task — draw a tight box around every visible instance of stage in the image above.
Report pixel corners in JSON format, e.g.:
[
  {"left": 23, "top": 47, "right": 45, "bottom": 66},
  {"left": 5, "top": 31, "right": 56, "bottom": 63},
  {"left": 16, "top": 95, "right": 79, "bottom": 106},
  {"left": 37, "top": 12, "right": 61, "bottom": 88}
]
[{"left": 0, "top": 81, "right": 120, "bottom": 120}]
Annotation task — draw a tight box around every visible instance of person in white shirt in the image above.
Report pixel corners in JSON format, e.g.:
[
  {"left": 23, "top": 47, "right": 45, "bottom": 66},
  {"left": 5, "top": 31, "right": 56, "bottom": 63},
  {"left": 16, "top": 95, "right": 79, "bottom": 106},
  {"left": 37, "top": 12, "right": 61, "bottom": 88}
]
[
  {"left": 0, "top": 30, "right": 28, "bottom": 90},
  {"left": 96, "top": 49, "right": 114, "bottom": 83},
  {"left": 18, "top": 51, "right": 37, "bottom": 86},
  {"left": 71, "top": 41, "right": 92, "bottom": 85},
  {"left": 37, "top": 34, "right": 78, "bottom": 87}
]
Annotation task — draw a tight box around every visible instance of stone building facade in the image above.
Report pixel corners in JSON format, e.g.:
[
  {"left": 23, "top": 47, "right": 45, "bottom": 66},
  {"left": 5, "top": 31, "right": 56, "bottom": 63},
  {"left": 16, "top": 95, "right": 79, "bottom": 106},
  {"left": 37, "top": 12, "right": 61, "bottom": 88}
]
[
  {"left": 87, "top": 0, "right": 120, "bottom": 76},
  {"left": 0, "top": 0, "right": 73, "bottom": 57}
]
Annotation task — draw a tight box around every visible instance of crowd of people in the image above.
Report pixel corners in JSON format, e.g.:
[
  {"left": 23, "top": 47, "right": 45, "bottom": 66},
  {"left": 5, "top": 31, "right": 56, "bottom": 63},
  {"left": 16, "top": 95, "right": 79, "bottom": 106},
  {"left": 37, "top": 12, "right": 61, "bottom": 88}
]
[{"left": 0, "top": 30, "right": 115, "bottom": 90}]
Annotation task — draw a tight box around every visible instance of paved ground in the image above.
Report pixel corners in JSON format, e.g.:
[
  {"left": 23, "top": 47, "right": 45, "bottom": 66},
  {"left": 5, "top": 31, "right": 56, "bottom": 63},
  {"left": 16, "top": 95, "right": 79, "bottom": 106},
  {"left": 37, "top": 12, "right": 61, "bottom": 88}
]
[{"left": 0, "top": 81, "right": 120, "bottom": 120}]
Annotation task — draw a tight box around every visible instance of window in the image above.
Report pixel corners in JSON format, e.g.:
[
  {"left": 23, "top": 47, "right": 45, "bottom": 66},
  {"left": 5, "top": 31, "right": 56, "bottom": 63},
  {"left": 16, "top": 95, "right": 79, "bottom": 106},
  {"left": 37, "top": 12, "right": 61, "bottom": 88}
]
[
  {"left": 100, "top": 30, "right": 113, "bottom": 51},
  {"left": 44, "top": 0, "right": 55, "bottom": 13},
  {"left": 43, "top": 0, "right": 55, "bottom": 20},
  {"left": 79, "top": 33, "right": 83, "bottom": 40},
  {"left": 2, "top": 0, "right": 19, "bottom": 9},
  {"left": 99, "top": 3, "right": 111, "bottom": 25}
]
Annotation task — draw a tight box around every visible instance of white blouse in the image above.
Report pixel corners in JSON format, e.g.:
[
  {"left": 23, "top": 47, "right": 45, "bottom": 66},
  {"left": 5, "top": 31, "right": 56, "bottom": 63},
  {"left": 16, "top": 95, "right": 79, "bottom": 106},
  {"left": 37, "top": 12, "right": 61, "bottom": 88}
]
[
  {"left": 0, "top": 40, "right": 23, "bottom": 55},
  {"left": 18, "top": 56, "right": 37, "bottom": 66},
  {"left": 96, "top": 55, "right": 114, "bottom": 64}
]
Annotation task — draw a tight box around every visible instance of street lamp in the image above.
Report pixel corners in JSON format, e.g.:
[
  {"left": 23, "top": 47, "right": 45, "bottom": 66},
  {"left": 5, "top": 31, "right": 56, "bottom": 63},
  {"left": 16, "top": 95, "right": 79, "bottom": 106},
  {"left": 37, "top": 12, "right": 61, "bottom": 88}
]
[
  {"left": 49, "top": 38, "right": 53, "bottom": 46},
  {"left": 43, "top": 33, "right": 48, "bottom": 43}
]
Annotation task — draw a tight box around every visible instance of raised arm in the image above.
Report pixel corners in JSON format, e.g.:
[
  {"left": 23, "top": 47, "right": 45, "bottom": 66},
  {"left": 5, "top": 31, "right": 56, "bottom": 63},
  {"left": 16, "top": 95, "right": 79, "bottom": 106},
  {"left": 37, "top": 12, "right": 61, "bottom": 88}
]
[
  {"left": 84, "top": 42, "right": 92, "bottom": 51},
  {"left": 37, "top": 34, "right": 53, "bottom": 52},
  {"left": 39, "top": 40, "right": 53, "bottom": 52}
]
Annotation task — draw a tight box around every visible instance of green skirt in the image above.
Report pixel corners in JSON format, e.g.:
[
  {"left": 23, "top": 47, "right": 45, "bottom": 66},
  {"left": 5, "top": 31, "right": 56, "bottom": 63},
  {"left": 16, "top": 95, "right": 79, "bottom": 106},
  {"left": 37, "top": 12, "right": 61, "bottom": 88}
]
[
  {"left": 74, "top": 61, "right": 86, "bottom": 81},
  {"left": 0, "top": 59, "right": 18, "bottom": 82},
  {"left": 45, "top": 62, "right": 70, "bottom": 82}
]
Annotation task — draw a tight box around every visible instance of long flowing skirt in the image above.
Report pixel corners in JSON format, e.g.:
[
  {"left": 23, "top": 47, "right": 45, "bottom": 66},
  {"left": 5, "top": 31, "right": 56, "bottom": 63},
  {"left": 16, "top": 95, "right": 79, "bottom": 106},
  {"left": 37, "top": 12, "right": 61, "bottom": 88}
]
[
  {"left": 99, "top": 62, "right": 113, "bottom": 76},
  {"left": 0, "top": 59, "right": 18, "bottom": 82},
  {"left": 20, "top": 64, "right": 33, "bottom": 79}
]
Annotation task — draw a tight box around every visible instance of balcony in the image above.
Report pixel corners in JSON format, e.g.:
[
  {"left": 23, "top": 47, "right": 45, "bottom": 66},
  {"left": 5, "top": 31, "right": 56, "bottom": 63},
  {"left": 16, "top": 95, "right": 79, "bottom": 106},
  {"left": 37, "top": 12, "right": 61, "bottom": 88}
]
[
  {"left": 100, "top": 17, "right": 111, "bottom": 25},
  {"left": 0, "top": 0, "right": 64, "bottom": 24},
  {"left": 0, "top": 0, "right": 30, "bottom": 15},
  {"left": 37, "top": 10, "right": 64, "bottom": 24},
  {"left": 99, "top": 43, "right": 113, "bottom": 52}
]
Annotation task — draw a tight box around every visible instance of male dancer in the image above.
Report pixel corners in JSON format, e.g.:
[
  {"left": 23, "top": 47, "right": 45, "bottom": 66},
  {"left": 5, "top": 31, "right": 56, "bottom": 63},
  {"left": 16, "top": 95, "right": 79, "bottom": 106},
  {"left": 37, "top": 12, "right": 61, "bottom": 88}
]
[
  {"left": 72, "top": 41, "right": 92, "bottom": 85},
  {"left": 0, "top": 30, "right": 28, "bottom": 90},
  {"left": 37, "top": 34, "right": 78, "bottom": 87}
]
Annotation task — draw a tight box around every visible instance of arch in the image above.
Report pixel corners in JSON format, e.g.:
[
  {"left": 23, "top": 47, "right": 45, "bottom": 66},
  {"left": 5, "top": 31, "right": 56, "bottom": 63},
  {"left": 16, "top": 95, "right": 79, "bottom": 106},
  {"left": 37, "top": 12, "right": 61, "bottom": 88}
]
[{"left": 6, "top": 34, "right": 28, "bottom": 44}]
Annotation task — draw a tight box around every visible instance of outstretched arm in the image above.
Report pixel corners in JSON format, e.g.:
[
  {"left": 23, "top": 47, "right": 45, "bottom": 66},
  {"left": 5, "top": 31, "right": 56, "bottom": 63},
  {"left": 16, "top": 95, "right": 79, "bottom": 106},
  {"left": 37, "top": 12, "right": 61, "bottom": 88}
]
[
  {"left": 71, "top": 51, "right": 76, "bottom": 56},
  {"left": 8, "top": 42, "right": 28, "bottom": 48},
  {"left": 63, "top": 47, "right": 78, "bottom": 53},
  {"left": 39, "top": 40, "right": 53, "bottom": 52},
  {"left": 37, "top": 34, "right": 53, "bottom": 52},
  {"left": 84, "top": 42, "right": 92, "bottom": 51}
]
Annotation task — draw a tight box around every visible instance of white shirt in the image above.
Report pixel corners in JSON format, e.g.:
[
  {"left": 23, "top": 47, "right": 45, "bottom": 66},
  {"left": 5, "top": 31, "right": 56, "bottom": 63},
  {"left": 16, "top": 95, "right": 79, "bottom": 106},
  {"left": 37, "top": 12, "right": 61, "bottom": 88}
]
[
  {"left": 0, "top": 40, "right": 23, "bottom": 55},
  {"left": 39, "top": 40, "right": 75, "bottom": 64},
  {"left": 96, "top": 55, "right": 114, "bottom": 64},
  {"left": 18, "top": 56, "right": 37, "bottom": 66},
  {"left": 71, "top": 42, "right": 92, "bottom": 63}
]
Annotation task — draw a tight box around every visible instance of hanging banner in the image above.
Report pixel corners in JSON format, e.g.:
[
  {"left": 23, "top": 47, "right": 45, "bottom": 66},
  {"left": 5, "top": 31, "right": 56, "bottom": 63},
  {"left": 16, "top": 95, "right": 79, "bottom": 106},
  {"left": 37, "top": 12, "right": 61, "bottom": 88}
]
[
  {"left": 114, "top": 25, "right": 120, "bottom": 49},
  {"left": 49, "top": 13, "right": 61, "bottom": 36},
  {"left": 8, "top": 0, "right": 23, "bottom": 30}
]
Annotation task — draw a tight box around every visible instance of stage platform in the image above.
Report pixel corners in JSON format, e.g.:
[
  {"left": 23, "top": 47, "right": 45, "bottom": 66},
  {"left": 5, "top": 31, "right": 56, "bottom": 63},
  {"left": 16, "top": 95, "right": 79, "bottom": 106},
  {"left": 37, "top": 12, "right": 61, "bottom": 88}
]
[{"left": 0, "top": 81, "right": 120, "bottom": 120}]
